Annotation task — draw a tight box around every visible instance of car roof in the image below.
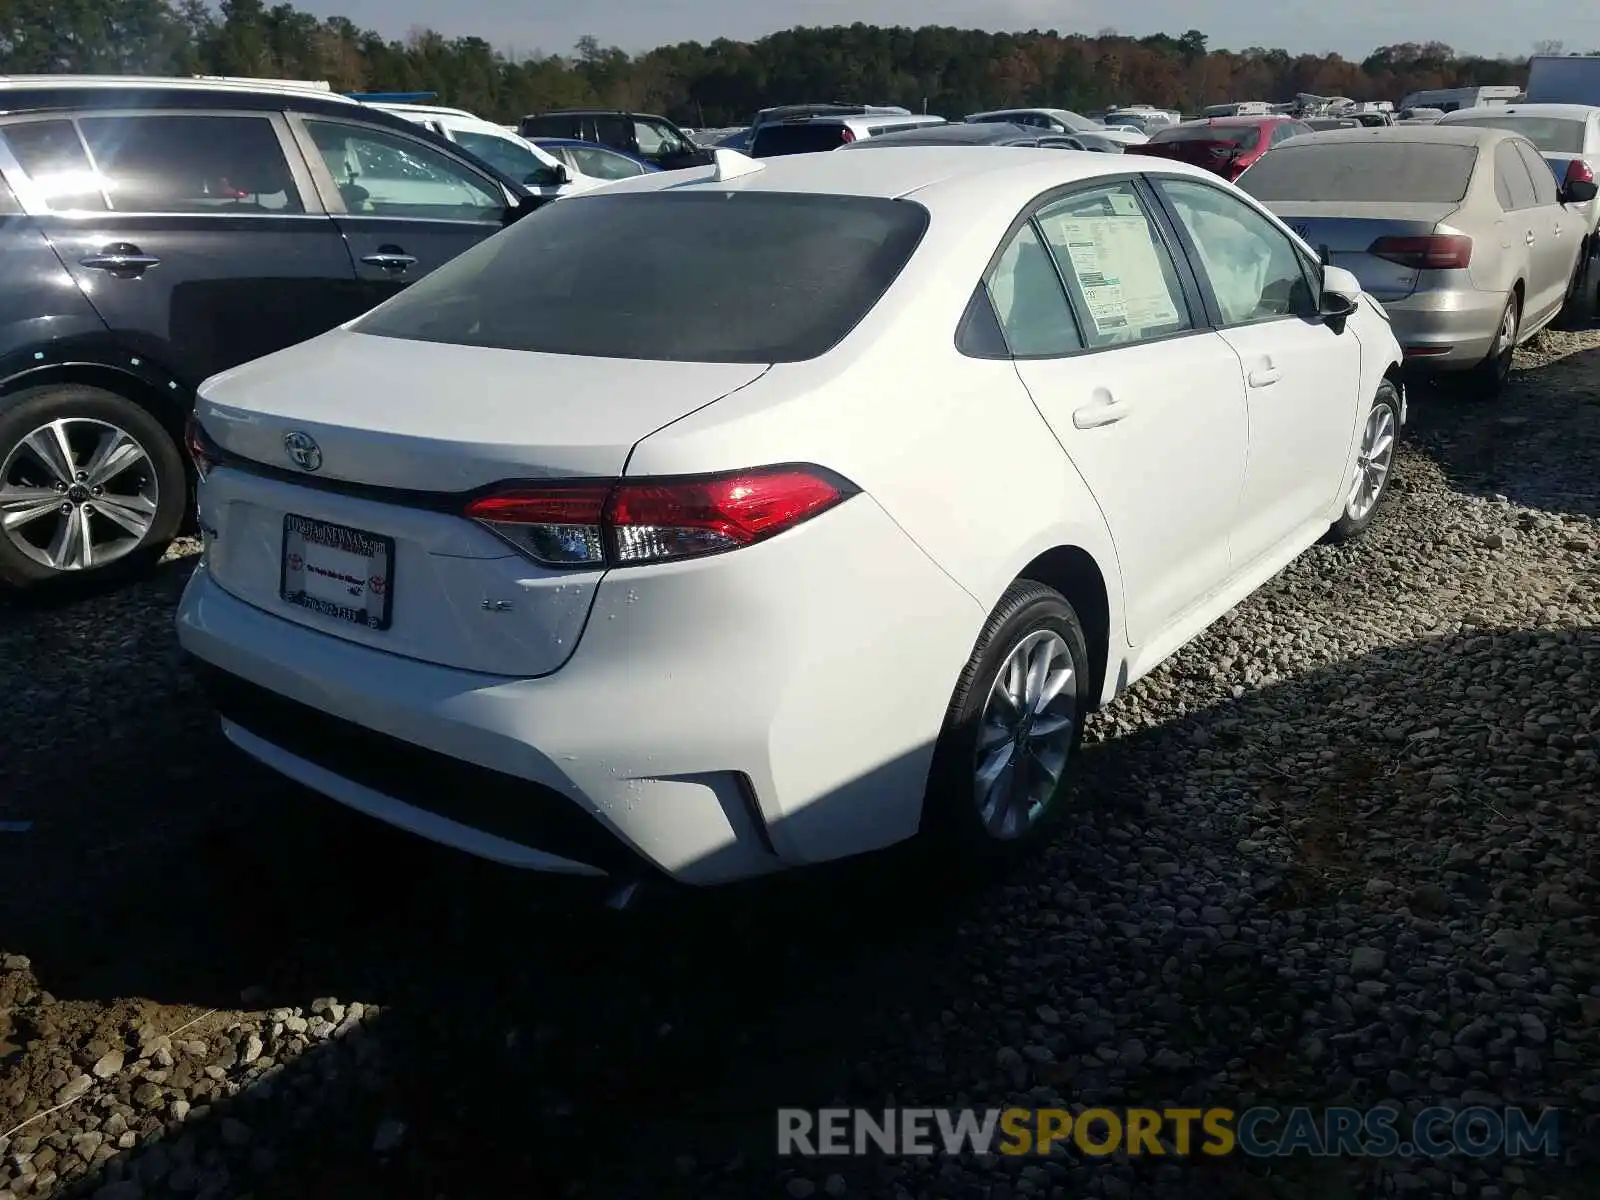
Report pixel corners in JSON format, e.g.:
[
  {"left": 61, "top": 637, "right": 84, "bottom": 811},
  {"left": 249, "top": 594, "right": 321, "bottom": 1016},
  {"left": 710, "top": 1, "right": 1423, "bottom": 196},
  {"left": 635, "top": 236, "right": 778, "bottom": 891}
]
[
  {"left": 1443, "top": 103, "right": 1599, "bottom": 120},
  {"left": 369, "top": 101, "right": 481, "bottom": 120},
  {"left": 0, "top": 74, "right": 352, "bottom": 100},
  {"left": 574, "top": 144, "right": 1224, "bottom": 206},
  {"left": 1281, "top": 123, "right": 1511, "bottom": 148},
  {"left": 530, "top": 108, "right": 669, "bottom": 120},
  {"left": 844, "top": 122, "right": 1061, "bottom": 147},
  {"left": 0, "top": 76, "right": 414, "bottom": 127}
]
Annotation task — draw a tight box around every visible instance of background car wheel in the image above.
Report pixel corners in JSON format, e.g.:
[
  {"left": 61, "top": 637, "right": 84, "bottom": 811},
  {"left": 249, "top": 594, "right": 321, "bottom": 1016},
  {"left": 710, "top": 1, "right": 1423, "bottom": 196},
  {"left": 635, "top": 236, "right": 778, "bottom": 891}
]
[
  {"left": 1460, "top": 293, "right": 1518, "bottom": 399},
  {"left": 0, "top": 383, "right": 186, "bottom": 589},
  {"left": 1554, "top": 243, "right": 1598, "bottom": 331},
  {"left": 922, "top": 580, "right": 1093, "bottom": 869},
  {"left": 1325, "top": 379, "right": 1401, "bottom": 544}
]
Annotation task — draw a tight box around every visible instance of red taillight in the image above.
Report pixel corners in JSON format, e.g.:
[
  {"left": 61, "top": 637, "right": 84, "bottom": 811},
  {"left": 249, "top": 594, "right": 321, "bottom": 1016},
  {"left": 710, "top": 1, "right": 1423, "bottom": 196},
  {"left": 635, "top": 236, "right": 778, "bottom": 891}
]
[
  {"left": 184, "top": 412, "right": 219, "bottom": 479},
  {"left": 1368, "top": 234, "right": 1472, "bottom": 271},
  {"left": 838, "top": 127, "right": 855, "bottom": 144},
  {"left": 462, "top": 465, "right": 857, "bottom": 569},
  {"left": 1566, "top": 158, "right": 1595, "bottom": 186}
]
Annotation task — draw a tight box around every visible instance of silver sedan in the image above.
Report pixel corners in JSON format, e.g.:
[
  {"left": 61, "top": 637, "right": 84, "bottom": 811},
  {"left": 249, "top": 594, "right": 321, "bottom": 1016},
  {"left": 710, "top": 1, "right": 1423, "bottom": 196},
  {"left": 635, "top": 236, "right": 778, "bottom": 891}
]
[{"left": 1237, "top": 124, "right": 1598, "bottom": 397}]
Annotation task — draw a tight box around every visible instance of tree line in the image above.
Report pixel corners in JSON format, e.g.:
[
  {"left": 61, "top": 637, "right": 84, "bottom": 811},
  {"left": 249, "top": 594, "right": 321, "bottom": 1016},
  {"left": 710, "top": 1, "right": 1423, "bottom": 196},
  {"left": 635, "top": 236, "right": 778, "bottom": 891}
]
[{"left": 0, "top": 0, "right": 1581, "bottom": 126}]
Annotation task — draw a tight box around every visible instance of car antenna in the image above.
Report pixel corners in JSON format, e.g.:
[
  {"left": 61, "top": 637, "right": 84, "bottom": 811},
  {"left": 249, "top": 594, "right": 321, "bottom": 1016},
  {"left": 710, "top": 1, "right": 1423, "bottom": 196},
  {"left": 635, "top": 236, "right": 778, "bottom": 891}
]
[{"left": 710, "top": 147, "right": 765, "bottom": 182}]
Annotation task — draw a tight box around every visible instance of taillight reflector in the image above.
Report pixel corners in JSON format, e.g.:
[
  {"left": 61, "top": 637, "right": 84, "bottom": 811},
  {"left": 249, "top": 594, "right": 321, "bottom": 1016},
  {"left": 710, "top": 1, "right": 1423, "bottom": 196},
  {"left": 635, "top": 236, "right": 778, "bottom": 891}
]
[
  {"left": 839, "top": 127, "right": 855, "bottom": 144},
  {"left": 1368, "top": 234, "right": 1472, "bottom": 271},
  {"left": 185, "top": 412, "right": 219, "bottom": 479},
  {"left": 1565, "top": 158, "right": 1595, "bottom": 186},
  {"left": 462, "top": 465, "right": 857, "bottom": 569}
]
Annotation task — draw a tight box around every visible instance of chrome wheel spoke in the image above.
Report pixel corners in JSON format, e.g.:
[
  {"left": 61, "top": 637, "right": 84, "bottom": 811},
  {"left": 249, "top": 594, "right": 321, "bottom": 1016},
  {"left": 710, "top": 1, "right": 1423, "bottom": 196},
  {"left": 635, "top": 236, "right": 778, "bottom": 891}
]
[
  {"left": 0, "top": 486, "right": 61, "bottom": 530},
  {"left": 84, "top": 428, "right": 147, "bottom": 487},
  {"left": 45, "top": 505, "right": 94, "bottom": 570},
  {"left": 94, "top": 492, "right": 157, "bottom": 538},
  {"left": 22, "top": 422, "right": 78, "bottom": 486}
]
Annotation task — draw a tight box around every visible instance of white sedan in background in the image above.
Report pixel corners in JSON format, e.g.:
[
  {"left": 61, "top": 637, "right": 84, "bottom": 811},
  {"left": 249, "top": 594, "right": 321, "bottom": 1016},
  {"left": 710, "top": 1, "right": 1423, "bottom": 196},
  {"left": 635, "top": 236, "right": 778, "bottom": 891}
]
[{"left": 176, "top": 146, "right": 1403, "bottom": 895}]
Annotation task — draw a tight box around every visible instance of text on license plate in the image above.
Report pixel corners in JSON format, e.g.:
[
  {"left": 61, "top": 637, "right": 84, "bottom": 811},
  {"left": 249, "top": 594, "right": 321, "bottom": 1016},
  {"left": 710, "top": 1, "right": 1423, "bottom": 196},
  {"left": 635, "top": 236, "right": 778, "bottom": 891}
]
[{"left": 279, "top": 514, "right": 395, "bottom": 630}]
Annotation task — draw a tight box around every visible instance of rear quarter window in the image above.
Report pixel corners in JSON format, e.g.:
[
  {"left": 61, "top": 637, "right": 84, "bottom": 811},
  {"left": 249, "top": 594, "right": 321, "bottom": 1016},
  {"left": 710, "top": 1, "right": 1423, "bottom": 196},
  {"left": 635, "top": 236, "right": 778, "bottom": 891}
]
[
  {"left": 1238, "top": 142, "right": 1479, "bottom": 203},
  {"left": 353, "top": 191, "right": 930, "bottom": 363}
]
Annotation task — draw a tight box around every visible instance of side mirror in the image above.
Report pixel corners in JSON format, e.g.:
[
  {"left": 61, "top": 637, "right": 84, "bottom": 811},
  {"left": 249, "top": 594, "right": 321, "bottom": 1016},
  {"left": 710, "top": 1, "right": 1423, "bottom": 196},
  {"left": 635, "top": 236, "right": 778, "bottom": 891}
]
[
  {"left": 1559, "top": 178, "right": 1598, "bottom": 205},
  {"left": 1319, "top": 264, "right": 1362, "bottom": 331},
  {"left": 524, "top": 163, "right": 568, "bottom": 189}
]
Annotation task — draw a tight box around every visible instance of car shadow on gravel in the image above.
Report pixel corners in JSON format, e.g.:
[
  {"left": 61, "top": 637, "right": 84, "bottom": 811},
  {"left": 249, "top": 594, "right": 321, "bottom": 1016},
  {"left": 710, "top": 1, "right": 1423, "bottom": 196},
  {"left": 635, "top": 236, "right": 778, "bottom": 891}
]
[
  {"left": 1407, "top": 343, "right": 1600, "bottom": 519},
  {"left": 9, "top": 608, "right": 1595, "bottom": 1199}
]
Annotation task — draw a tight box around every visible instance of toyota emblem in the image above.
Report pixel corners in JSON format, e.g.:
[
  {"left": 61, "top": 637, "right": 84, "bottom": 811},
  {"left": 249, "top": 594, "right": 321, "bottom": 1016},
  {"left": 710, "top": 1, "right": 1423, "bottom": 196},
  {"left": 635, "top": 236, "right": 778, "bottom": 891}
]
[{"left": 283, "top": 431, "right": 322, "bottom": 472}]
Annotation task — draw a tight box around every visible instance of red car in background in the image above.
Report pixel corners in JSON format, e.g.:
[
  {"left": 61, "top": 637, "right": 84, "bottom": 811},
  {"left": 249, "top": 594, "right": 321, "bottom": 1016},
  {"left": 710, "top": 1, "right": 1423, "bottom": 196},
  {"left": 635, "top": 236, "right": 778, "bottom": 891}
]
[{"left": 1127, "top": 116, "right": 1315, "bottom": 181}]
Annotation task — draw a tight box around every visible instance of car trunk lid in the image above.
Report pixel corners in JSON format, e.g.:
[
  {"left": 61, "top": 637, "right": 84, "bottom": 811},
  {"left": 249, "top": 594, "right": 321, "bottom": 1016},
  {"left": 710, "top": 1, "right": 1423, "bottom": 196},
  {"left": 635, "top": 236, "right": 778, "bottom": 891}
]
[
  {"left": 1264, "top": 201, "right": 1464, "bottom": 301},
  {"left": 193, "top": 330, "right": 768, "bottom": 676}
]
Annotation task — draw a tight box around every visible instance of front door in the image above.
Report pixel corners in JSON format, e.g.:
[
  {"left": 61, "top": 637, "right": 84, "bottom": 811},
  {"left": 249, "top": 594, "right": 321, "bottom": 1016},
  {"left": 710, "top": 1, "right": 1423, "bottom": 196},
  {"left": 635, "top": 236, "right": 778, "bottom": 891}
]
[
  {"left": 291, "top": 116, "right": 509, "bottom": 311},
  {"left": 1153, "top": 175, "right": 1365, "bottom": 567},
  {"left": 0, "top": 110, "right": 360, "bottom": 387},
  {"left": 999, "top": 178, "right": 1249, "bottom": 647}
]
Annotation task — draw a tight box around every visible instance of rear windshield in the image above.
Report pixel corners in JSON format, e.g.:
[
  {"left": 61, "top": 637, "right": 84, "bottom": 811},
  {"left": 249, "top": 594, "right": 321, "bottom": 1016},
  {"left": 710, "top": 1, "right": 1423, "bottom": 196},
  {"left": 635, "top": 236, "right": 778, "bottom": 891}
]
[
  {"left": 1444, "top": 115, "right": 1587, "bottom": 154},
  {"left": 353, "top": 192, "right": 929, "bottom": 363},
  {"left": 1150, "top": 124, "right": 1262, "bottom": 150},
  {"left": 750, "top": 123, "right": 852, "bottom": 157},
  {"left": 1238, "top": 142, "right": 1479, "bottom": 202}
]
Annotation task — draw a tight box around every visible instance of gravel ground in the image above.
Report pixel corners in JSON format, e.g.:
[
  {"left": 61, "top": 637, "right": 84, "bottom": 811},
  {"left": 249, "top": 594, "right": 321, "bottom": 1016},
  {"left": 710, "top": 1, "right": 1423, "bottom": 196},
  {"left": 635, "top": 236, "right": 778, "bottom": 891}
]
[{"left": 1, "top": 331, "right": 1598, "bottom": 1200}]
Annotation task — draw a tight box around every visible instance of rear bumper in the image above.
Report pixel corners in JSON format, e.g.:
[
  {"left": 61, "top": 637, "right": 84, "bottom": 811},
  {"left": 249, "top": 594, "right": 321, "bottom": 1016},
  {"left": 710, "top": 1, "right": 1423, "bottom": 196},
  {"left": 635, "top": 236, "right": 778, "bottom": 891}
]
[
  {"left": 1381, "top": 287, "right": 1508, "bottom": 368},
  {"left": 175, "top": 493, "right": 983, "bottom": 885}
]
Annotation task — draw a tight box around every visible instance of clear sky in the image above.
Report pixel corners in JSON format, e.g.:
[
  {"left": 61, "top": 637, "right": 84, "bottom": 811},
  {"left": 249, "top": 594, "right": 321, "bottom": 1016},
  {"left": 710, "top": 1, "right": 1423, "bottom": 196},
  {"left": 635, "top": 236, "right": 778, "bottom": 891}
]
[{"left": 290, "top": 0, "right": 1598, "bottom": 62}]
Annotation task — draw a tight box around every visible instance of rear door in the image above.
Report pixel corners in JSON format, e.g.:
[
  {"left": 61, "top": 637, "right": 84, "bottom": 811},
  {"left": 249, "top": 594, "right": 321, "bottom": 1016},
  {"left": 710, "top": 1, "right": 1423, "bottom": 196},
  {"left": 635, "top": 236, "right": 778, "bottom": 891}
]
[
  {"left": 633, "top": 117, "right": 711, "bottom": 170},
  {"left": 289, "top": 114, "right": 510, "bottom": 312},
  {"left": 0, "top": 110, "right": 359, "bottom": 387},
  {"left": 1002, "top": 178, "right": 1249, "bottom": 647},
  {"left": 1510, "top": 137, "right": 1576, "bottom": 322}
]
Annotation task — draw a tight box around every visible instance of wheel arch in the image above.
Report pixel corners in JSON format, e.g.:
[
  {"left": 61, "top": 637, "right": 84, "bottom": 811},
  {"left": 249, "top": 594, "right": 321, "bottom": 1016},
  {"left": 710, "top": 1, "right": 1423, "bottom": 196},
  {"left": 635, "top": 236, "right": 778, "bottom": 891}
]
[
  {"left": 0, "top": 360, "right": 192, "bottom": 444},
  {"left": 1014, "top": 543, "right": 1117, "bottom": 711}
]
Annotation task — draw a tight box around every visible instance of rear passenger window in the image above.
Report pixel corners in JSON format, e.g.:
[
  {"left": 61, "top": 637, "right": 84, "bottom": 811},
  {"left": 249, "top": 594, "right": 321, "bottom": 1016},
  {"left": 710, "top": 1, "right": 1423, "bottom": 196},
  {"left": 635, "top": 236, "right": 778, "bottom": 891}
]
[
  {"left": 1033, "top": 182, "right": 1193, "bottom": 347},
  {"left": 1513, "top": 140, "right": 1558, "bottom": 205},
  {"left": 1, "top": 119, "right": 108, "bottom": 211},
  {"left": 1496, "top": 142, "right": 1539, "bottom": 210},
  {"left": 77, "top": 114, "right": 304, "bottom": 214},
  {"left": 985, "top": 222, "right": 1082, "bottom": 356}
]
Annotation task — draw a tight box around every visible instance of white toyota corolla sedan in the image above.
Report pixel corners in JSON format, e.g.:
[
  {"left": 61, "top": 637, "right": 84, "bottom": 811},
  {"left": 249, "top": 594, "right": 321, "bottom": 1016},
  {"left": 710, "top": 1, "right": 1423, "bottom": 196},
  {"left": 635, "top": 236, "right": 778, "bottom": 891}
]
[{"left": 176, "top": 145, "right": 1405, "bottom": 892}]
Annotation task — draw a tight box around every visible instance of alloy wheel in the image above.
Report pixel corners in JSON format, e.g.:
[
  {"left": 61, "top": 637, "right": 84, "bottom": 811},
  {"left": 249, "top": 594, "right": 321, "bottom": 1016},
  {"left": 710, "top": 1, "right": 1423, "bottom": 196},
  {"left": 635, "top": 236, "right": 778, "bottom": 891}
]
[
  {"left": 1345, "top": 402, "right": 1396, "bottom": 522},
  {"left": 972, "top": 629, "right": 1078, "bottom": 839},
  {"left": 0, "top": 418, "right": 159, "bottom": 572}
]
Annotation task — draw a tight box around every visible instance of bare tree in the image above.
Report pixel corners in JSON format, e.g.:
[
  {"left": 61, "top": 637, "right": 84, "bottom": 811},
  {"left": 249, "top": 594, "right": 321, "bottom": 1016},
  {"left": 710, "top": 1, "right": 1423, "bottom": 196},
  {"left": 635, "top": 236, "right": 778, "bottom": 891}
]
[{"left": 1532, "top": 39, "right": 1565, "bottom": 57}]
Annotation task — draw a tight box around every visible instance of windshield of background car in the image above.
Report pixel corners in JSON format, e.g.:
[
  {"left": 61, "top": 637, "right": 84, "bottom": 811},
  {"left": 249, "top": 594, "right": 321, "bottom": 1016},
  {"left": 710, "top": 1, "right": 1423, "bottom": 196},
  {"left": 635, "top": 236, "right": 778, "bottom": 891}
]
[
  {"left": 453, "top": 130, "right": 549, "bottom": 178},
  {"left": 352, "top": 191, "right": 930, "bottom": 363},
  {"left": 750, "top": 123, "right": 853, "bottom": 156},
  {"left": 1238, "top": 142, "right": 1479, "bottom": 202},
  {"left": 1444, "top": 115, "right": 1587, "bottom": 154}
]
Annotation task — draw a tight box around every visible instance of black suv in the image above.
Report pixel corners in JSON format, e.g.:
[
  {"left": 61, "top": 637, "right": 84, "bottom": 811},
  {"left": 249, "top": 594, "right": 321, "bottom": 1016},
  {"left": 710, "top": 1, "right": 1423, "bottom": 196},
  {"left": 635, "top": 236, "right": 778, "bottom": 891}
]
[
  {"left": 0, "top": 77, "right": 546, "bottom": 590},
  {"left": 517, "top": 109, "right": 712, "bottom": 171}
]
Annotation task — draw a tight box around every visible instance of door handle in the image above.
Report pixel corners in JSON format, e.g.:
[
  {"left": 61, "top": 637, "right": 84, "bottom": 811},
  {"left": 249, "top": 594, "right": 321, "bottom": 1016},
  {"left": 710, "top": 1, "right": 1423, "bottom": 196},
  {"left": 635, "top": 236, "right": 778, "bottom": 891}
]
[
  {"left": 1072, "top": 397, "right": 1132, "bottom": 429},
  {"left": 360, "top": 249, "right": 418, "bottom": 271},
  {"left": 1526, "top": 231, "right": 1537, "bottom": 245},
  {"left": 79, "top": 247, "right": 160, "bottom": 274},
  {"left": 1248, "top": 365, "right": 1282, "bottom": 387}
]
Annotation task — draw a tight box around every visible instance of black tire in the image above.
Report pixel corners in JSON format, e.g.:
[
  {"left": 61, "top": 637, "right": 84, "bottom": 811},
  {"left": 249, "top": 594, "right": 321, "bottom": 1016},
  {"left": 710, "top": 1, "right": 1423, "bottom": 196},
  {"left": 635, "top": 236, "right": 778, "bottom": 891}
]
[
  {"left": 921, "top": 580, "right": 1094, "bottom": 869},
  {"left": 1459, "top": 293, "right": 1518, "bottom": 400},
  {"left": 0, "top": 383, "right": 186, "bottom": 589},
  {"left": 1554, "top": 244, "right": 1598, "bottom": 331},
  {"left": 1326, "top": 379, "right": 1402, "bottom": 544}
]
